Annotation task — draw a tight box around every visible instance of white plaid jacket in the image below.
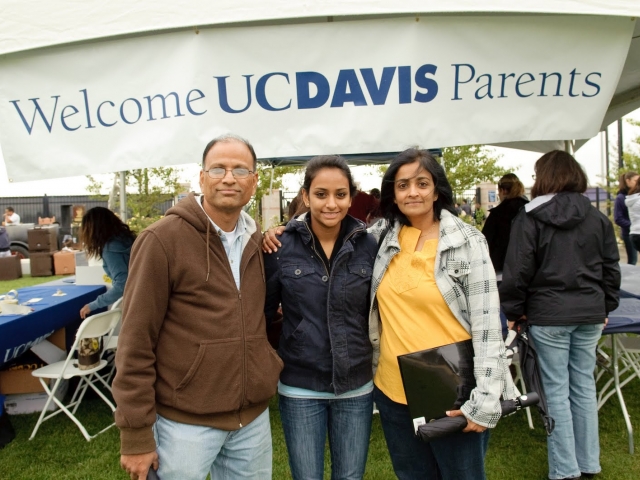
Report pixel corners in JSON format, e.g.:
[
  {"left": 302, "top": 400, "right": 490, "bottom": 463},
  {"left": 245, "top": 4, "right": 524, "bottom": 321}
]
[{"left": 368, "top": 210, "right": 517, "bottom": 428}]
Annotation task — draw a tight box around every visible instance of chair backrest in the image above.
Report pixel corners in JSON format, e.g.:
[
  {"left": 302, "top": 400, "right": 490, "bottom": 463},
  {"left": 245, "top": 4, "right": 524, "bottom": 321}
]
[
  {"left": 75, "top": 309, "right": 122, "bottom": 341},
  {"left": 110, "top": 297, "right": 123, "bottom": 310}
]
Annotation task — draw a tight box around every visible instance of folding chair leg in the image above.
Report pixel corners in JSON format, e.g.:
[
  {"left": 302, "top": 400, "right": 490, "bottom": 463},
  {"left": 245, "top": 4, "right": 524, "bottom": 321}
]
[{"left": 29, "top": 378, "right": 60, "bottom": 440}]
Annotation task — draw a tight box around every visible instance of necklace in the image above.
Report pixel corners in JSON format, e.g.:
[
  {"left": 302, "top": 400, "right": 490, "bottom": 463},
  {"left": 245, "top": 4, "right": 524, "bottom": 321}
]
[{"left": 419, "top": 221, "right": 439, "bottom": 238}]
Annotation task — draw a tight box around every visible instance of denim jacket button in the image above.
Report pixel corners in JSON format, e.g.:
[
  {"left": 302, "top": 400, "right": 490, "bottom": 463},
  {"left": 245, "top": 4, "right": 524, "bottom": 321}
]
[
  {"left": 295, "top": 269, "right": 301, "bottom": 275},
  {"left": 321, "top": 275, "right": 328, "bottom": 282},
  {"left": 361, "top": 269, "right": 366, "bottom": 275}
]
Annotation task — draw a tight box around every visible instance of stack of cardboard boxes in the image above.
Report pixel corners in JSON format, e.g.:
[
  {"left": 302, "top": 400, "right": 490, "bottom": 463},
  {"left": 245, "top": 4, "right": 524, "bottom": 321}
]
[
  {"left": 28, "top": 227, "right": 58, "bottom": 276},
  {"left": 0, "top": 329, "right": 68, "bottom": 415}
]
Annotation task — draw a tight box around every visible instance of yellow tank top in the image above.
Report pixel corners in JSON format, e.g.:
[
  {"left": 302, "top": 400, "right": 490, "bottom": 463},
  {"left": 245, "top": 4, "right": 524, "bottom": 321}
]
[{"left": 374, "top": 225, "right": 471, "bottom": 404}]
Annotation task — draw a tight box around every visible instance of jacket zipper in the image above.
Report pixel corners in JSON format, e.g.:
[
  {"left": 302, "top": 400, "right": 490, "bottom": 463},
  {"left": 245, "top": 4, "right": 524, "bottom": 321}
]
[
  {"left": 304, "top": 222, "right": 364, "bottom": 392},
  {"left": 237, "top": 239, "right": 260, "bottom": 428}
]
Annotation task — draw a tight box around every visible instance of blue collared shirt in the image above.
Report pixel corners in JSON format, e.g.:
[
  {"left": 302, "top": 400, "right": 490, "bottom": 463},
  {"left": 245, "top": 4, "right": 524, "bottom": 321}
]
[{"left": 197, "top": 196, "right": 246, "bottom": 289}]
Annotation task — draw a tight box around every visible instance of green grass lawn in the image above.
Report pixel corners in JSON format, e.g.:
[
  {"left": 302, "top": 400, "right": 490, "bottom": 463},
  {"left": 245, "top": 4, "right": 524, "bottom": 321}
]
[
  {"left": 2, "top": 276, "right": 639, "bottom": 479},
  {"left": 0, "top": 275, "right": 67, "bottom": 291}
]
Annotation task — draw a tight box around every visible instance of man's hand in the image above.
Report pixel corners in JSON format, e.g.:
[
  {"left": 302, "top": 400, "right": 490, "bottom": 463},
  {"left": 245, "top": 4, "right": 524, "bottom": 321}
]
[
  {"left": 262, "top": 226, "right": 285, "bottom": 253},
  {"left": 79, "top": 304, "right": 92, "bottom": 319},
  {"left": 121, "top": 452, "right": 159, "bottom": 480},
  {"left": 445, "top": 410, "right": 487, "bottom": 433}
]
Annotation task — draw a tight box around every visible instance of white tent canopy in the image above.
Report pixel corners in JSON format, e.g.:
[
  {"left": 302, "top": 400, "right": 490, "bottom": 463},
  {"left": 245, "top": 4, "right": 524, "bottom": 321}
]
[{"left": 1, "top": 1, "right": 639, "bottom": 181}]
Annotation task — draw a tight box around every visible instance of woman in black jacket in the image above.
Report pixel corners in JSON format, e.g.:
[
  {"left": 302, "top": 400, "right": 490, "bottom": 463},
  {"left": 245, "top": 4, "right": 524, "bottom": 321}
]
[
  {"left": 482, "top": 173, "right": 528, "bottom": 272},
  {"left": 264, "top": 155, "right": 377, "bottom": 480},
  {"left": 499, "top": 151, "right": 620, "bottom": 480}
]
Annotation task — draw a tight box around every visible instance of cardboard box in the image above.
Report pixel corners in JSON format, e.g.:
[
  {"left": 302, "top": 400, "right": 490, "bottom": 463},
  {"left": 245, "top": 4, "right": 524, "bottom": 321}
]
[
  {"left": 0, "top": 255, "right": 22, "bottom": 281},
  {"left": 29, "top": 251, "right": 56, "bottom": 277},
  {"left": 27, "top": 227, "right": 58, "bottom": 252},
  {"left": 4, "top": 381, "right": 69, "bottom": 415},
  {"left": 53, "top": 251, "right": 76, "bottom": 275},
  {"left": 0, "top": 329, "right": 66, "bottom": 395}
]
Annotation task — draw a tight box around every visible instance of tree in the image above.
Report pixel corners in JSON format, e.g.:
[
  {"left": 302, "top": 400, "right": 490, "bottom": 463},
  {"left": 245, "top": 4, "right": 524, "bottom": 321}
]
[
  {"left": 603, "top": 119, "right": 640, "bottom": 192},
  {"left": 247, "top": 163, "right": 303, "bottom": 221},
  {"left": 441, "top": 145, "right": 509, "bottom": 196}
]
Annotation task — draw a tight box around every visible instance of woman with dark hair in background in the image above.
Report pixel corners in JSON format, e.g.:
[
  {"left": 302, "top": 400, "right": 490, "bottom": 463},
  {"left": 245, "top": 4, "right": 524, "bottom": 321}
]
[
  {"left": 482, "top": 173, "right": 529, "bottom": 272},
  {"left": 368, "top": 149, "right": 515, "bottom": 479},
  {"left": 500, "top": 150, "right": 620, "bottom": 480},
  {"left": 264, "top": 156, "right": 377, "bottom": 480},
  {"left": 615, "top": 171, "right": 639, "bottom": 264},
  {"left": 79, "top": 207, "right": 136, "bottom": 318}
]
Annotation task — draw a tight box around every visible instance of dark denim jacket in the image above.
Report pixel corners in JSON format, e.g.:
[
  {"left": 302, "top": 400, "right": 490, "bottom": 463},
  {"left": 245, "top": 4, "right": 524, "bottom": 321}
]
[{"left": 264, "top": 213, "right": 377, "bottom": 395}]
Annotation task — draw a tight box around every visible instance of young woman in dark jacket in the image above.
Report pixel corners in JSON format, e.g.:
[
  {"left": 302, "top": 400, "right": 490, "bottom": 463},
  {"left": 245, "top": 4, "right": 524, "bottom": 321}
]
[
  {"left": 500, "top": 151, "right": 620, "bottom": 480},
  {"left": 614, "top": 171, "right": 639, "bottom": 265},
  {"left": 264, "top": 155, "right": 377, "bottom": 480},
  {"left": 482, "top": 173, "right": 528, "bottom": 272}
]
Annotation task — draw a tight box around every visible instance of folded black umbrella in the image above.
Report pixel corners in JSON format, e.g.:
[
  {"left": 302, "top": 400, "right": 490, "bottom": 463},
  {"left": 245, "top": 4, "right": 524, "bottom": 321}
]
[{"left": 505, "top": 323, "right": 555, "bottom": 435}]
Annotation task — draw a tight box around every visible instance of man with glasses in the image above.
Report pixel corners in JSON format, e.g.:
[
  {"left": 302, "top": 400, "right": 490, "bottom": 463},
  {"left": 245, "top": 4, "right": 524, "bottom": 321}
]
[{"left": 113, "top": 134, "right": 283, "bottom": 480}]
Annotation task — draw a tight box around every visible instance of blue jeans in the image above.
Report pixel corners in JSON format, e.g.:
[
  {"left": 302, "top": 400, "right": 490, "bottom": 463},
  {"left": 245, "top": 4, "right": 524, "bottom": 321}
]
[
  {"left": 530, "top": 324, "right": 603, "bottom": 480},
  {"left": 278, "top": 392, "right": 373, "bottom": 480},
  {"left": 622, "top": 234, "right": 638, "bottom": 265},
  {"left": 373, "top": 386, "right": 489, "bottom": 480},
  {"left": 153, "top": 409, "right": 272, "bottom": 480}
]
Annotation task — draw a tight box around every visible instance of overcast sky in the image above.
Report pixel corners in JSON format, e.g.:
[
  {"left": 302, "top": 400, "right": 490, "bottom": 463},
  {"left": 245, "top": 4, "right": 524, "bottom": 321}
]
[{"left": 1, "top": 110, "right": 638, "bottom": 198}]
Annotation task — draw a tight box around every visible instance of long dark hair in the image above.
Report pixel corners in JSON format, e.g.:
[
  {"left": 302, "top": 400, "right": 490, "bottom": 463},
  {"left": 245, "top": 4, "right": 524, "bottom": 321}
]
[
  {"left": 80, "top": 207, "right": 136, "bottom": 258},
  {"left": 618, "top": 171, "right": 639, "bottom": 195},
  {"left": 531, "top": 150, "right": 588, "bottom": 199},
  {"left": 380, "top": 149, "right": 456, "bottom": 226}
]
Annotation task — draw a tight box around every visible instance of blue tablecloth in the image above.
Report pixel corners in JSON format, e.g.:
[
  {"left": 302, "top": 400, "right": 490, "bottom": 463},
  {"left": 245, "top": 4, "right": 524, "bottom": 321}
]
[
  {"left": 604, "top": 297, "right": 640, "bottom": 335},
  {"left": 0, "top": 285, "right": 106, "bottom": 368}
]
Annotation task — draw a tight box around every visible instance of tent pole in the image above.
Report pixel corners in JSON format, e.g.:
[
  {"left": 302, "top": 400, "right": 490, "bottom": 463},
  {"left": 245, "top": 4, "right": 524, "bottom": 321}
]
[
  {"left": 605, "top": 127, "right": 611, "bottom": 216},
  {"left": 269, "top": 166, "right": 274, "bottom": 194},
  {"left": 564, "top": 140, "right": 574, "bottom": 155},
  {"left": 618, "top": 119, "right": 624, "bottom": 169},
  {"left": 119, "top": 171, "right": 127, "bottom": 222}
]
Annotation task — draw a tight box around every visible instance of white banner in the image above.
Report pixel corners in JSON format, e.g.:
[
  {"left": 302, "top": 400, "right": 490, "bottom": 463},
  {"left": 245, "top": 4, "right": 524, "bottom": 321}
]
[{"left": 0, "top": 15, "right": 633, "bottom": 181}]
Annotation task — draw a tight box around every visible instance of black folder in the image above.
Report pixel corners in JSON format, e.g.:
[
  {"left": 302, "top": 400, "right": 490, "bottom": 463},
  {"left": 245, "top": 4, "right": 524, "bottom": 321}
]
[{"left": 397, "top": 339, "right": 476, "bottom": 431}]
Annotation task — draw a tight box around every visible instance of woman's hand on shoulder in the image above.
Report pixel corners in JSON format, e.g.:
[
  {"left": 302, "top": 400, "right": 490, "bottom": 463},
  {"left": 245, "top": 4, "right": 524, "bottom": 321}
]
[
  {"left": 262, "top": 226, "right": 285, "bottom": 253},
  {"left": 445, "top": 409, "right": 487, "bottom": 433}
]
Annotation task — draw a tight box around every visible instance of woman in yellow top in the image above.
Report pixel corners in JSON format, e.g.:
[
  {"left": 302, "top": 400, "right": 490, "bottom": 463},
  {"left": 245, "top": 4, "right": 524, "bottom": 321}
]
[{"left": 368, "top": 148, "right": 515, "bottom": 480}]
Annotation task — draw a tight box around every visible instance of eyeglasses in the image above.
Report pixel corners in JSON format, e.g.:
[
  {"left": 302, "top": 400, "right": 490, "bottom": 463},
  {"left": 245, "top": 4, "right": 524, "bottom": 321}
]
[{"left": 204, "top": 168, "right": 254, "bottom": 179}]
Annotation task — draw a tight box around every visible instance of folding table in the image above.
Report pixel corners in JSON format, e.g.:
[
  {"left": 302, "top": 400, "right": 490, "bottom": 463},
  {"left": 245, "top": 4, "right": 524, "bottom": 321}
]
[
  {"left": 1, "top": 284, "right": 106, "bottom": 368},
  {"left": 597, "top": 297, "right": 640, "bottom": 454}
]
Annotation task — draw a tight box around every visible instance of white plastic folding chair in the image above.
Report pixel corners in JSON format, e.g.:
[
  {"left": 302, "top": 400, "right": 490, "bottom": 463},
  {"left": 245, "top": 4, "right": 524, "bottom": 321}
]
[{"left": 29, "top": 308, "right": 122, "bottom": 441}]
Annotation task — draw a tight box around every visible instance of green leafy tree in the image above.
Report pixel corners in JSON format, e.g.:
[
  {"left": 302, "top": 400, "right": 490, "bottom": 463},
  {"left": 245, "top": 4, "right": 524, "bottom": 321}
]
[
  {"left": 86, "top": 167, "right": 184, "bottom": 233},
  {"left": 247, "top": 163, "right": 303, "bottom": 222},
  {"left": 441, "top": 145, "right": 510, "bottom": 196}
]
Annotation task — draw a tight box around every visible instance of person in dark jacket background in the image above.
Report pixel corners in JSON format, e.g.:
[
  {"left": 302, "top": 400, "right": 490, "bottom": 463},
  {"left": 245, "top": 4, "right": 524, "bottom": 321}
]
[
  {"left": 482, "top": 173, "right": 529, "bottom": 272},
  {"left": 500, "top": 150, "right": 620, "bottom": 480},
  {"left": 264, "top": 155, "right": 377, "bottom": 480},
  {"left": 614, "top": 171, "right": 639, "bottom": 265}
]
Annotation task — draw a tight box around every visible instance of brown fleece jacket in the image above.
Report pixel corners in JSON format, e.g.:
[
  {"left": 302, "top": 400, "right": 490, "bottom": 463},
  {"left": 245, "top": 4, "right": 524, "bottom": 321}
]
[{"left": 112, "top": 193, "right": 283, "bottom": 455}]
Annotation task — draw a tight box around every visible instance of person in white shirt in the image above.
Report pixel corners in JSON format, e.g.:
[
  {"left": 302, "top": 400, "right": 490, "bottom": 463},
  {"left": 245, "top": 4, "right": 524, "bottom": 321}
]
[{"left": 3, "top": 207, "right": 20, "bottom": 225}]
